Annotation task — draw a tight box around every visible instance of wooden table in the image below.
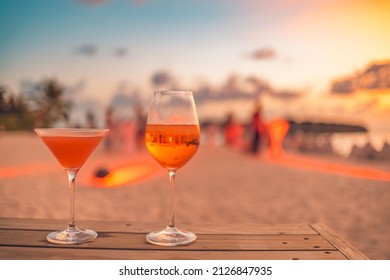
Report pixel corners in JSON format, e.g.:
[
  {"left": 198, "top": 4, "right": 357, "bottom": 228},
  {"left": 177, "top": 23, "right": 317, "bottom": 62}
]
[{"left": 0, "top": 218, "right": 368, "bottom": 260}]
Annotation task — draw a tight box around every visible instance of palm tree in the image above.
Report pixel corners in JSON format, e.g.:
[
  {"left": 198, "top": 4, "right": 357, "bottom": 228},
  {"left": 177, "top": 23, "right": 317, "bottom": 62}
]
[
  {"left": 28, "top": 78, "right": 73, "bottom": 127},
  {"left": 0, "top": 84, "right": 34, "bottom": 130}
]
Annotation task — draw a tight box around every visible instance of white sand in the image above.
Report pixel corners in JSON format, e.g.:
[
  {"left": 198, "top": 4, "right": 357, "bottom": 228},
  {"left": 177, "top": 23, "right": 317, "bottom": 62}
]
[{"left": 0, "top": 131, "right": 389, "bottom": 259}]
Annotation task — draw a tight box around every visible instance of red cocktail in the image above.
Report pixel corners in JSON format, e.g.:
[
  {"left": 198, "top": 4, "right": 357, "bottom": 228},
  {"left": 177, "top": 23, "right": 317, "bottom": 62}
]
[{"left": 35, "top": 128, "right": 108, "bottom": 244}]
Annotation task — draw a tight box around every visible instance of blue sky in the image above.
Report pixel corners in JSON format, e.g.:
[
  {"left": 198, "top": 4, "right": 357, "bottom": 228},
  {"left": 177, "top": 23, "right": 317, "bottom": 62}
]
[{"left": 0, "top": 0, "right": 389, "bottom": 127}]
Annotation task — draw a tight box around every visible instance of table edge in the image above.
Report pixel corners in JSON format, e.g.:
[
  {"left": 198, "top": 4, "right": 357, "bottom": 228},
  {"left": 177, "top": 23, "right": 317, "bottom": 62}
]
[{"left": 310, "top": 223, "right": 369, "bottom": 260}]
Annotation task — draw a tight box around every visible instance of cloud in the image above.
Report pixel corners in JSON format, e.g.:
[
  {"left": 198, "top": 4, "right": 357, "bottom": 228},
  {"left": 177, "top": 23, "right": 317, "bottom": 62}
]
[
  {"left": 272, "top": 89, "right": 302, "bottom": 99},
  {"left": 354, "top": 98, "right": 379, "bottom": 114},
  {"left": 248, "top": 48, "right": 276, "bottom": 61},
  {"left": 217, "top": 74, "right": 302, "bottom": 101},
  {"left": 148, "top": 70, "right": 302, "bottom": 105},
  {"left": 151, "top": 70, "right": 175, "bottom": 87},
  {"left": 74, "top": 44, "right": 98, "bottom": 57},
  {"left": 113, "top": 47, "right": 128, "bottom": 58},
  {"left": 331, "top": 61, "right": 390, "bottom": 94},
  {"left": 205, "top": 74, "right": 253, "bottom": 101},
  {"left": 75, "top": 0, "right": 112, "bottom": 6},
  {"left": 75, "top": 0, "right": 148, "bottom": 7},
  {"left": 73, "top": 45, "right": 130, "bottom": 58},
  {"left": 330, "top": 78, "right": 355, "bottom": 94},
  {"left": 195, "top": 75, "right": 271, "bottom": 104},
  {"left": 132, "top": 0, "right": 149, "bottom": 5},
  {"left": 245, "top": 76, "right": 272, "bottom": 95}
]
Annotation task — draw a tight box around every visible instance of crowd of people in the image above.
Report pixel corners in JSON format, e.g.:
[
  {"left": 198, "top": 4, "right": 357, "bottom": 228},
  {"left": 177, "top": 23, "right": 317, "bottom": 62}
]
[
  {"left": 94, "top": 97, "right": 289, "bottom": 158},
  {"left": 103, "top": 104, "right": 147, "bottom": 154},
  {"left": 221, "top": 100, "right": 268, "bottom": 155},
  {"left": 202, "top": 98, "right": 293, "bottom": 158},
  {"left": 203, "top": 99, "right": 288, "bottom": 157}
]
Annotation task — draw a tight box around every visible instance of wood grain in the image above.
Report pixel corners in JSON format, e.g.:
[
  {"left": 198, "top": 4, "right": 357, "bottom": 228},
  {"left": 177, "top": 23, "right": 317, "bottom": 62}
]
[{"left": 0, "top": 218, "right": 367, "bottom": 260}]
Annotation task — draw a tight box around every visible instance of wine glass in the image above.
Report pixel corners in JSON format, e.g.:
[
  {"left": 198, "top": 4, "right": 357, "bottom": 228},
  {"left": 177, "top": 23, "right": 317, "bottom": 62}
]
[
  {"left": 34, "top": 128, "right": 108, "bottom": 244},
  {"left": 145, "top": 90, "right": 200, "bottom": 246}
]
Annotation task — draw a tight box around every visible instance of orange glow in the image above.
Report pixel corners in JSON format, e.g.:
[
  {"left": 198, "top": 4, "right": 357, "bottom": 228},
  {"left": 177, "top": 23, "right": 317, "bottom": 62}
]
[
  {"left": 378, "top": 91, "right": 390, "bottom": 113},
  {"left": 266, "top": 119, "right": 290, "bottom": 158},
  {"left": 90, "top": 163, "right": 159, "bottom": 188},
  {"left": 290, "top": 0, "right": 390, "bottom": 34},
  {"left": 145, "top": 124, "right": 200, "bottom": 170},
  {"left": 265, "top": 153, "right": 390, "bottom": 182},
  {"left": 40, "top": 135, "right": 104, "bottom": 169},
  {"left": 0, "top": 163, "right": 58, "bottom": 178},
  {"left": 0, "top": 160, "right": 159, "bottom": 188}
]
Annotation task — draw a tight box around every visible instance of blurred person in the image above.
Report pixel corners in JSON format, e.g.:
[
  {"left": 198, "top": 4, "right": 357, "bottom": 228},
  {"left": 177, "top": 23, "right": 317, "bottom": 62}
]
[
  {"left": 205, "top": 123, "right": 220, "bottom": 147},
  {"left": 224, "top": 112, "right": 237, "bottom": 147},
  {"left": 85, "top": 109, "right": 97, "bottom": 129},
  {"left": 134, "top": 104, "right": 146, "bottom": 150},
  {"left": 121, "top": 118, "right": 136, "bottom": 154},
  {"left": 266, "top": 118, "right": 289, "bottom": 158},
  {"left": 248, "top": 100, "right": 266, "bottom": 155},
  {"left": 223, "top": 112, "right": 244, "bottom": 149},
  {"left": 104, "top": 106, "right": 118, "bottom": 152}
]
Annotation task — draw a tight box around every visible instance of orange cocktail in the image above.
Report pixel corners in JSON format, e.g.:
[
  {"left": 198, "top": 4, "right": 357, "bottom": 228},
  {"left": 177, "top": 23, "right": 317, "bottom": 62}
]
[
  {"left": 145, "top": 90, "right": 200, "bottom": 246},
  {"left": 145, "top": 124, "right": 200, "bottom": 170},
  {"left": 40, "top": 135, "right": 104, "bottom": 169},
  {"left": 35, "top": 128, "right": 108, "bottom": 244}
]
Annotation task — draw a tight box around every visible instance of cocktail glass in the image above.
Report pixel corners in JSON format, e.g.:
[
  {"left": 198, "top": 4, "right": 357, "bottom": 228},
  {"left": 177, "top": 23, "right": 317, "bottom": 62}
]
[{"left": 34, "top": 128, "right": 108, "bottom": 244}]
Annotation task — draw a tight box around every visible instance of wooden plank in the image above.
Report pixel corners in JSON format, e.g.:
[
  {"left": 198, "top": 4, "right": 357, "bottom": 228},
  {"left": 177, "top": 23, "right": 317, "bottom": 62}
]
[
  {"left": 0, "top": 219, "right": 368, "bottom": 260},
  {"left": 0, "top": 229, "right": 336, "bottom": 251},
  {"left": 0, "top": 218, "right": 317, "bottom": 235},
  {"left": 0, "top": 246, "right": 347, "bottom": 260},
  {"left": 310, "top": 223, "right": 369, "bottom": 260}
]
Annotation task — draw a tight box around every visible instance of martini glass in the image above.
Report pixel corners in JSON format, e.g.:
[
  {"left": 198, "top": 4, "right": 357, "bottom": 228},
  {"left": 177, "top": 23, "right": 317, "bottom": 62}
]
[
  {"left": 34, "top": 128, "right": 108, "bottom": 244},
  {"left": 145, "top": 90, "right": 200, "bottom": 246}
]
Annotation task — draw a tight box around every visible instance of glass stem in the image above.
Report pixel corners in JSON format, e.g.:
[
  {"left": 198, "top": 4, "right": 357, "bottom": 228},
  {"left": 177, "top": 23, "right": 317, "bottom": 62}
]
[
  {"left": 65, "top": 168, "right": 79, "bottom": 231},
  {"left": 168, "top": 170, "right": 176, "bottom": 228}
]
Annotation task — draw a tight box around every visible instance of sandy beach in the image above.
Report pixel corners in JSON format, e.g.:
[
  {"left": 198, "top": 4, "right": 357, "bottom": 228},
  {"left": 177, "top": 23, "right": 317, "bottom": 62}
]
[{"left": 0, "top": 131, "right": 389, "bottom": 259}]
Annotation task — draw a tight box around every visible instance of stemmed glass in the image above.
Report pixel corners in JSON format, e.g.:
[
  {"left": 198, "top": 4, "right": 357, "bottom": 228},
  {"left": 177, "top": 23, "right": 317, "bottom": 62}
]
[
  {"left": 34, "top": 128, "right": 108, "bottom": 244},
  {"left": 145, "top": 90, "right": 200, "bottom": 246}
]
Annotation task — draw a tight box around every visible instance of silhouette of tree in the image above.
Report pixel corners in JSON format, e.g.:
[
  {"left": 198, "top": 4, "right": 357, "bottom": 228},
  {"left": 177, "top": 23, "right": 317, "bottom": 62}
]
[
  {"left": 0, "top": 78, "right": 73, "bottom": 130},
  {"left": 0, "top": 85, "right": 7, "bottom": 112},
  {"left": 0, "top": 84, "right": 33, "bottom": 130},
  {"left": 26, "top": 78, "right": 73, "bottom": 127}
]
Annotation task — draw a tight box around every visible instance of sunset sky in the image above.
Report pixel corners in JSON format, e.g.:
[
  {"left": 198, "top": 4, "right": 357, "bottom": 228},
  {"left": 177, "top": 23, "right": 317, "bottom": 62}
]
[{"left": 0, "top": 0, "right": 389, "bottom": 129}]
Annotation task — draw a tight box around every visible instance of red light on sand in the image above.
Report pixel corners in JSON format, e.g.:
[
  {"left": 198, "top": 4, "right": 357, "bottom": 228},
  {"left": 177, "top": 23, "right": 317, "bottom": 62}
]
[
  {"left": 263, "top": 119, "right": 390, "bottom": 182},
  {"left": 0, "top": 163, "right": 57, "bottom": 178},
  {"left": 267, "top": 119, "right": 290, "bottom": 158},
  {"left": 266, "top": 153, "right": 390, "bottom": 182},
  {"left": 90, "top": 163, "right": 158, "bottom": 188}
]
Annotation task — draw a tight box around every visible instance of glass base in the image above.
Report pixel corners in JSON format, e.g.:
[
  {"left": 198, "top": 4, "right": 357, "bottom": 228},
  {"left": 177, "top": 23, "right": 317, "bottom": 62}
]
[
  {"left": 146, "top": 226, "right": 197, "bottom": 246},
  {"left": 47, "top": 228, "right": 97, "bottom": 245}
]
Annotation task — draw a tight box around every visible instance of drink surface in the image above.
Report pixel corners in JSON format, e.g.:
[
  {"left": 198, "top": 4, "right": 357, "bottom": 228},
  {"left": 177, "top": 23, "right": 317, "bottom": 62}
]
[
  {"left": 145, "top": 124, "right": 200, "bottom": 170},
  {"left": 40, "top": 135, "right": 103, "bottom": 169}
]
